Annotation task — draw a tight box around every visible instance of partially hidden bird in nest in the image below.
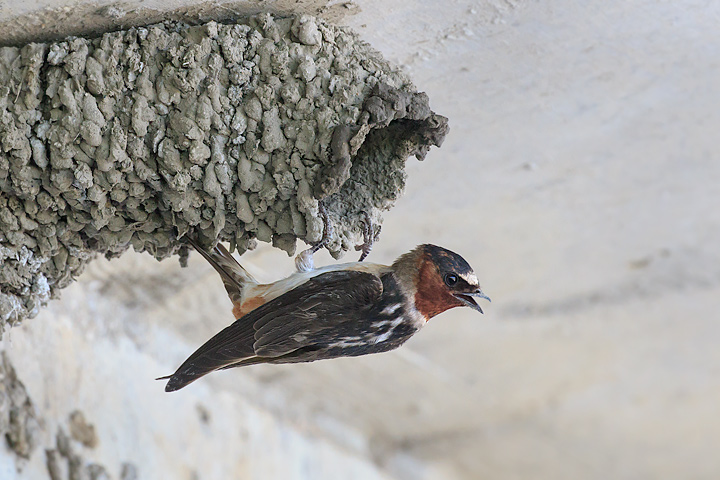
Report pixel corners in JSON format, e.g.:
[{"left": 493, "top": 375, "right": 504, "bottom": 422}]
[{"left": 159, "top": 210, "right": 490, "bottom": 392}]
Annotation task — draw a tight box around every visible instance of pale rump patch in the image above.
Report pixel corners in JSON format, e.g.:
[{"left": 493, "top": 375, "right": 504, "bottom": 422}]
[{"left": 233, "top": 295, "right": 266, "bottom": 319}]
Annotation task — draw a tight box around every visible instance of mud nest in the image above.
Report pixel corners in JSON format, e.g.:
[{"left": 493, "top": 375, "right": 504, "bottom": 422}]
[{"left": 0, "top": 13, "right": 448, "bottom": 330}]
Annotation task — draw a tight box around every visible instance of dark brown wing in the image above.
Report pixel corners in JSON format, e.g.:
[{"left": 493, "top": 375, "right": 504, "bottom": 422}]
[{"left": 163, "top": 270, "right": 383, "bottom": 392}]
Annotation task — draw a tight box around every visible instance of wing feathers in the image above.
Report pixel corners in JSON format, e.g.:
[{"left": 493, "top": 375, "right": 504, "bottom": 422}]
[
  {"left": 163, "top": 318, "right": 258, "bottom": 391},
  {"left": 163, "top": 270, "right": 384, "bottom": 391}
]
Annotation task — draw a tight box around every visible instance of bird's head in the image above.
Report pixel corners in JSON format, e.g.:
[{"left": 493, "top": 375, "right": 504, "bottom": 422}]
[{"left": 396, "top": 244, "right": 490, "bottom": 320}]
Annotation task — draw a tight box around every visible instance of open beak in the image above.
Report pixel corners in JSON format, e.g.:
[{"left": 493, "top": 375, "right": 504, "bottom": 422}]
[{"left": 454, "top": 290, "right": 491, "bottom": 314}]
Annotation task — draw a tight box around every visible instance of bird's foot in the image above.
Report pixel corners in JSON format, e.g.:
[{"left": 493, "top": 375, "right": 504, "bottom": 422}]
[
  {"left": 295, "top": 203, "right": 333, "bottom": 273},
  {"left": 355, "top": 212, "right": 379, "bottom": 262}
]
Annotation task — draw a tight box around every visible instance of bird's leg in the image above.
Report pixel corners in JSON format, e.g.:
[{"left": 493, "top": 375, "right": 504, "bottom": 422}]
[
  {"left": 355, "top": 212, "right": 379, "bottom": 262},
  {"left": 295, "top": 203, "right": 333, "bottom": 273}
]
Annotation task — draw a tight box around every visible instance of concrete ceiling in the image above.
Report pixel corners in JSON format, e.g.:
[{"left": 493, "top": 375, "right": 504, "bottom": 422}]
[{"left": 2, "top": 1, "right": 720, "bottom": 479}]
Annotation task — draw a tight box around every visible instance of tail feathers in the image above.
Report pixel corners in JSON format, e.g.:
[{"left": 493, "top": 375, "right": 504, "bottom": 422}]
[
  {"left": 164, "top": 373, "right": 201, "bottom": 392},
  {"left": 160, "top": 354, "right": 267, "bottom": 391},
  {"left": 159, "top": 352, "right": 261, "bottom": 392},
  {"left": 186, "top": 238, "right": 258, "bottom": 305}
]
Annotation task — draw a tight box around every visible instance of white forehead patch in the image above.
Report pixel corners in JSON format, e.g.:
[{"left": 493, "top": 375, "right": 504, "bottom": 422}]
[{"left": 460, "top": 272, "right": 479, "bottom": 287}]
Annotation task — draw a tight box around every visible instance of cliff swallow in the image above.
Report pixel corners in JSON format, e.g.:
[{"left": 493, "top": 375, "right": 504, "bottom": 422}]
[{"left": 160, "top": 241, "right": 490, "bottom": 392}]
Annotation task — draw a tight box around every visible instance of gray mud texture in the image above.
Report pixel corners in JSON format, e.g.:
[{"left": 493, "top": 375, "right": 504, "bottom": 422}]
[
  {"left": 0, "top": 13, "right": 448, "bottom": 330},
  {"left": 0, "top": 352, "right": 40, "bottom": 459}
]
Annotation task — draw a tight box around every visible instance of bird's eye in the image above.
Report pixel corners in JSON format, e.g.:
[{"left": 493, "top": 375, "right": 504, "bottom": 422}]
[{"left": 444, "top": 273, "right": 458, "bottom": 287}]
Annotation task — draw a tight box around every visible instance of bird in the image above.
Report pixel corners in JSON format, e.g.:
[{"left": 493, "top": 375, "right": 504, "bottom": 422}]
[{"left": 160, "top": 238, "right": 490, "bottom": 392}]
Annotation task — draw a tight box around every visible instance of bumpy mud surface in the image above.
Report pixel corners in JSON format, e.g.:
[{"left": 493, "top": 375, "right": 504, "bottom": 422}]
[
  {"left": 0, "top": 13, "right": 448, "bottom": 330},
  {"left": 0, "top": 352, "right": 39, "bottom": 459}
]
